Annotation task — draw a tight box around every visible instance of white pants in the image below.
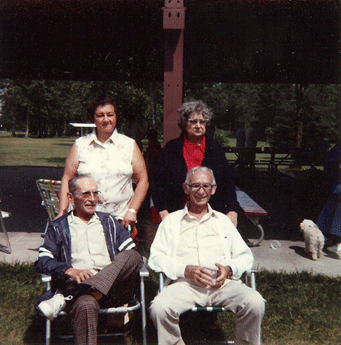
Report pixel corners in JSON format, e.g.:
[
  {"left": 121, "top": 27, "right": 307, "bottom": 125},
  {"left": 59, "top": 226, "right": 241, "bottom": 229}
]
[{"left": 150, "top": 278, "right": 265, "bottom": 345}]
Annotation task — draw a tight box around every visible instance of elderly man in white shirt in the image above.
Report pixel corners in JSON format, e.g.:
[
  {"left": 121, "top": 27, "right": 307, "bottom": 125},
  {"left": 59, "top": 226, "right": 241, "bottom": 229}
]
[
  {"left": 35, "top": 175, "right": 142, "bottom": 345},
  {"left": 148, "top": 166, "right": 265, "bottom": 345}
]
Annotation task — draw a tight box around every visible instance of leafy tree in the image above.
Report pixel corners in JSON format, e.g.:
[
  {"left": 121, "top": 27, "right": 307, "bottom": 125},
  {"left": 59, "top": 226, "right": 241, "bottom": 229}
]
[{"left": 0, "top": 80, "right": 164, "bottom": 138}]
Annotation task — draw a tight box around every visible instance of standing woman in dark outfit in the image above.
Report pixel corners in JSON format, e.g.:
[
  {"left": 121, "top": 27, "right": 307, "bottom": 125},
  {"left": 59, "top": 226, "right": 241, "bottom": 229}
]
[{"left": 151, "top": 100, "right": 240, "bottom": 227}]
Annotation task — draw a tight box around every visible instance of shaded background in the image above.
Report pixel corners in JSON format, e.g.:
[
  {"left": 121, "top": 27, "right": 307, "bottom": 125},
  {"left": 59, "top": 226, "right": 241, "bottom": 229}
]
[{"left": 1, "top": 0, "right": 339, "bottom": 83}]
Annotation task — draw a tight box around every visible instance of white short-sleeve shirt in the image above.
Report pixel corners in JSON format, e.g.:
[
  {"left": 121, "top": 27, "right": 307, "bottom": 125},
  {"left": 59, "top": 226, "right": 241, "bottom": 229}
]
[{"left": 76, "top": 129, "right": 135, "bottom": 218}]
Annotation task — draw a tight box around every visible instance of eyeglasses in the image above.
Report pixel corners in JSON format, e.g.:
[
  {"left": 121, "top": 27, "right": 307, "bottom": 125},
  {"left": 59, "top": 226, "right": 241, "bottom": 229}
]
[
  {"left": 186, "top": 183, "right": 215, "bottom": 192},
  {"left": 187, "top": 119, "right": 207, "bottom": 126},
  {"left": 73, "top": 190, "right": 101, "bottom": 199}
]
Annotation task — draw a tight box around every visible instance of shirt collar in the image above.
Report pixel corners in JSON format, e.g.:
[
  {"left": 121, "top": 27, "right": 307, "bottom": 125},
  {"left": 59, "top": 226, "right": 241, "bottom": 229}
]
[
  {"left": 68, "top": 211, "right": 100, "bottom": 224},
  {"left": 88, "top": 128, "right": 119, "bottom": 146},
  {"left": 181, "top": 202, "right": 216, "bottom": 220}
]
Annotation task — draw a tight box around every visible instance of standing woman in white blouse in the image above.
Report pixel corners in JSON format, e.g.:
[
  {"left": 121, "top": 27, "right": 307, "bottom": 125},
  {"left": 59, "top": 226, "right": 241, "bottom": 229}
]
[{"left": 56, "top": 97, "right": 149, "bottom": 229}]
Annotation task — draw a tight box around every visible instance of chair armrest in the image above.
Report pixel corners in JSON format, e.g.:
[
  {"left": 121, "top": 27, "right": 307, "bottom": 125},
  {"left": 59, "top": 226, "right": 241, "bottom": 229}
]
[
  {"left": 41, "top": 264, "right": 149, "bottom": 285},
  {"left": 245, "top": 269, "right": 257, "bottom": 290},
  {"left": 139, "top": 264, "right": 149, "bottom": 278},
  {"left": 41, "top": 274, "right": 52, "bottom": 283},
  {"left": 158, "top": 270, "right": 257, "bottom": 292}
]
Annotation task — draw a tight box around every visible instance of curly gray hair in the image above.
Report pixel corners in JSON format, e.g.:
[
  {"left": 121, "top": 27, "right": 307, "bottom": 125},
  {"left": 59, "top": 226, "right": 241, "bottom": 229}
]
[{"left": 177, "top": 100, "right": 213, "bottom": 131}]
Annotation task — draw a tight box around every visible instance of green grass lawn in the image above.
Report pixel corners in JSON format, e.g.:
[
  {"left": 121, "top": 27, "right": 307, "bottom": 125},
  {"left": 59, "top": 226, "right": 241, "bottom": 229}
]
[
  {"left": 0, "top": 133, "right": 74, "bottom": 167},
  {"left": 1, "top": 263, "right": 341, "bottom": 345}
]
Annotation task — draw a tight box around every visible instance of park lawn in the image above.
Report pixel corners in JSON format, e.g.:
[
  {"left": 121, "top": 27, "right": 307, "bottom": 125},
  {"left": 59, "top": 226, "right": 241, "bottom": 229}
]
[
  {"left": 1, "top": 263, "right": 341, "bottom": 345},
  {"left": 0, "top": 133, "right": 272, "bottom": 169},
  {"left": 0, "top": 134, "right": 74, "bottom": 167}
]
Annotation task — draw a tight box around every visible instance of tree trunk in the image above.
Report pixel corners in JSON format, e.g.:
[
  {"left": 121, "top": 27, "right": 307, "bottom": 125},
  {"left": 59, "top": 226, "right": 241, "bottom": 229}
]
[
  {"left": 11, "top": 107, "right": 16, "bottom": 137},
  {"left": 25, "top": 109, "right": 30, "bottom": 138},
  {"left": 295, "top": 84, "right": 304, "bottom": 149},
  {"left": 149, "top": 82, "right": 160, "bottom": 130},
  {"left": 294, "top": 84, "right": 305, "bottom": 167}
]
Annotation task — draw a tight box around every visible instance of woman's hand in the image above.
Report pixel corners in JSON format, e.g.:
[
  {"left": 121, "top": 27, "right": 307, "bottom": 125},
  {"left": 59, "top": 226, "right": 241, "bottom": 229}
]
[
  {"left": 121, "top": 209, "right": 137, "bottom": 229},
  {"left": 159, "top": 210, "right": 169, "bottom": 221},
  {"left": 227, "top": 211, "right": 238, "bottom": 227}
]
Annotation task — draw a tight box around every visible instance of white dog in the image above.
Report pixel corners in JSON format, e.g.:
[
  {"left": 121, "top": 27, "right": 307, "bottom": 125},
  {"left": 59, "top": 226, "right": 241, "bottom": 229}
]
[{"left": 299, "top": 219, "right": 325, "bottom": 261}]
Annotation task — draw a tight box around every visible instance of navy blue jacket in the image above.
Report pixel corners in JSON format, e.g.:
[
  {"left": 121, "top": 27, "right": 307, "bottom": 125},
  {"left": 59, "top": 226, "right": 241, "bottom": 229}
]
[
  {"left": 34, "top": 211, "right": 137, "bottom": 280},
  {"left": 151, "top": 134, "right": 240, "bottom": 214}
]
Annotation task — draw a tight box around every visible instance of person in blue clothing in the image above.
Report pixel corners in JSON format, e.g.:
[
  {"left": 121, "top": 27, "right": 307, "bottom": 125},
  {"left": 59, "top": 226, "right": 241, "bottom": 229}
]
[
  {"left": 317, "top": 142, "right": 341, "bottom": 248},
  {"left": 151, "top": 100, "right": 240, "bottom": 228},
  {"left": 34, "top": 175, "right": 142, "bottom": 345}
]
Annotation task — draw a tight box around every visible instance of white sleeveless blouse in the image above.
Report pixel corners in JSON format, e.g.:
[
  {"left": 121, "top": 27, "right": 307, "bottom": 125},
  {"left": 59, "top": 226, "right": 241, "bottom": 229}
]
[{"left": 76, "top": 129, "right": 135, "bottom": 218}]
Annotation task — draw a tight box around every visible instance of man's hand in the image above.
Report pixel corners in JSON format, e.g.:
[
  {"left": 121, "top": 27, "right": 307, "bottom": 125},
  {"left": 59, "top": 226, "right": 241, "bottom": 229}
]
[
  {"left": 210, "top": 264, "right": 233, "bottom": 289},
  {"left": 227, "top": 211, "right": 238, "bottom": 227},
  {"left": 184, "top": 265, "right": 216, "bottom": 288},
  {"left": 65, "top": 267, "right": 93, "bottom": 284}
]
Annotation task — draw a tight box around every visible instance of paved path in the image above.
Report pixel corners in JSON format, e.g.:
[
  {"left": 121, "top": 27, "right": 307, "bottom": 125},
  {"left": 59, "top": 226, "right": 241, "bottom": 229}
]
[
  {"left": 1, "top": 166, "right": 340, "bottom": 276},
  {"left": 1, "top": 232, "right": 340, "bottom": 277}
]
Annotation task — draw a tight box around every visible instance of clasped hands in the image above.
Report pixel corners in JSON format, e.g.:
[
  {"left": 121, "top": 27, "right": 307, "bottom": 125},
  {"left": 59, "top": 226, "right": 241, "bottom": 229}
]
[
  {"left": 184, "top": 264, "right": 232, "bottom": 288},
  {"left": 65, "top": 267, "right": 94, "bottom": 284}
]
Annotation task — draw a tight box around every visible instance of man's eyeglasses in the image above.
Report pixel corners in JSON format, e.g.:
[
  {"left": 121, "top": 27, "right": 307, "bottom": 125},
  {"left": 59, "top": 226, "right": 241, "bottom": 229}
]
[
  {"left": 73, "top": 190, "right": 101, "bottom": 199},
  {"left": 187, "top": 119, "right": 207, "bottom": 126},
  {"left": 186, "top": 183, "right": 215, "bottom": 192}
]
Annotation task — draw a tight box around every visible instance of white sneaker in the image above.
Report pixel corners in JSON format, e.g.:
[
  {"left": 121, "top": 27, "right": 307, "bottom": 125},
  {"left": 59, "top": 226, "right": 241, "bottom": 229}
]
[{"left": 38, "top": 293, "right": 73, "bottom": 320}]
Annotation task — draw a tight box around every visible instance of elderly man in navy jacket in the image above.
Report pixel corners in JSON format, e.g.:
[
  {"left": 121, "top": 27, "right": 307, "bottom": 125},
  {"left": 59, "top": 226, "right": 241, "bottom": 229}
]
[{"left": 35, "top": 175, "right": 142, "bottom": 345}]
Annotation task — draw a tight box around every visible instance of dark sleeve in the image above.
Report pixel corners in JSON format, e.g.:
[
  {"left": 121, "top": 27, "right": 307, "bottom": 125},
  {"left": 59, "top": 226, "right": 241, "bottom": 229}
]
[
  {"left": 34, "top": 224, "right": 71, "bottom": 280},
  {"left": 214, "top": 141, "right": 240, "bottom": 213},
  {"left": 150, "top": 143, "right": 171, "bottom": 212},
  {"left": 115, "top": 220, "right": 137, "bottom": 252},
  {"left": 223, "top": 158, "right": 240, "bottom": 213}
]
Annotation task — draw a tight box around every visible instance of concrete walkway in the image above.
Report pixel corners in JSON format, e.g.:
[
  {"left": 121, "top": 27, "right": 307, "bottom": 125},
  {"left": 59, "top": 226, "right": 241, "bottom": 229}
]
[{"left": 1, "top": 232, "right": 340, "bottom": 277}]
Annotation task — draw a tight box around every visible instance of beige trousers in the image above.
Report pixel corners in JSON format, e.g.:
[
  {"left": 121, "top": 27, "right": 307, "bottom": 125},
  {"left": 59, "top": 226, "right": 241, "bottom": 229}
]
[{"left": 150, "top": 278, "right": 265, "bottom": 345}]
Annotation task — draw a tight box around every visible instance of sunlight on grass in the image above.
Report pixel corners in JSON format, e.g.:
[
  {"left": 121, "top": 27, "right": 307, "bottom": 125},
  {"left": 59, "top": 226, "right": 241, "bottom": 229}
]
[
  {"left": 0, "top": 134, "right": 74, "bottom": 167},
  {"left": 1, "top": 263, "right": 340, "bottom": 345}
]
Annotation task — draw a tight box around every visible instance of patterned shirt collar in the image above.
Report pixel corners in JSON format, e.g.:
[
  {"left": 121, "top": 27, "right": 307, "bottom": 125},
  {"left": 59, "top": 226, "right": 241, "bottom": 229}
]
[{"left": 88, "top": 128, "right": 119, "bottom": 146}]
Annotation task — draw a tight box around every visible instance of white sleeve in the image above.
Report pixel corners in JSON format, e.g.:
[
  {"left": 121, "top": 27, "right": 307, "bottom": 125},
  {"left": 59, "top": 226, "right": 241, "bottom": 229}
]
[{"left": 148, "top": 215, "right": 186, "bottom": 280}]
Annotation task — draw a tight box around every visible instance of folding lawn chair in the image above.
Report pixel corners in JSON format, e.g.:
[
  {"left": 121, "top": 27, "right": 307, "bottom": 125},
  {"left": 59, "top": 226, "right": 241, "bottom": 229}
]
[
  {"left": 36, "top": 179, "right": 149, "bottom": 345},
  {"left": 158, "top": 269, "right": 257, "bottom": 344},
  {"left": 36, "top": 179, "right": 62, "bottom": 233}
]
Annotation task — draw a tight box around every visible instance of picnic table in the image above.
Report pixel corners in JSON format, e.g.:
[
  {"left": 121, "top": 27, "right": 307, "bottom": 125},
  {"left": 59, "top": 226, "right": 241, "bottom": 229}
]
[
  {"left": 236, "top": 187, "right": 268, "bottom": 246},
  {"left": 224, "top": 146, "right": 295, "bottom": 172}
]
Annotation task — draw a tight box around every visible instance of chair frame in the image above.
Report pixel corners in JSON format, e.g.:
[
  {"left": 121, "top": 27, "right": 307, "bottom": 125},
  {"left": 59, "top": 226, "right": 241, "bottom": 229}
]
[
  {"left": 158, "top": 269, "right": 257, "bottom": 339},
  {"left": 42, "top": 265, "right": 149, "bottom": 345},
  {"left": 36, "top": 179, "right": 149, "bottom": 345}
]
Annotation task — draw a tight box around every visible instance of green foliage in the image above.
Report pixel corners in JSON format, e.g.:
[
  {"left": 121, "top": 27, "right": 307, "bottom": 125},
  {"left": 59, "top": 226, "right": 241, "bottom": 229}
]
[
  {"left": 213, "top": 129, "right": 230, "bottom": 146},
  {"left": 0, "top": 80, "right": 163, "bottom": 138},
  {"left": 184, "top": 83, "right": 341, "bottom": 149},
  {"left": 1, "top": 80, "right": 340, "bottom": 150}
]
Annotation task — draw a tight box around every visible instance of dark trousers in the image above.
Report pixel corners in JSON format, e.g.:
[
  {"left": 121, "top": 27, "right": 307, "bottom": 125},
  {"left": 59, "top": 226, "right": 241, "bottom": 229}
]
[{"left": 65, "top": 250, "right": 142, "bottom": 345}]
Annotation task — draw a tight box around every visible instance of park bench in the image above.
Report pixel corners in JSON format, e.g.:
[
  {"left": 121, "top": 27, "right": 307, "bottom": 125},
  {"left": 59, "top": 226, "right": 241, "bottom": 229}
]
[{"left": 236, "top": 186, "right": 267, "bottom": 246}]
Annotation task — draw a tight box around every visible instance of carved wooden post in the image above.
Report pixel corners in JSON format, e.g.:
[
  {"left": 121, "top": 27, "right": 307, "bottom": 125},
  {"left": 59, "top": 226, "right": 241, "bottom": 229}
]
[{"left": 163, "top": 0, "right": 185, "bottom": 145}]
